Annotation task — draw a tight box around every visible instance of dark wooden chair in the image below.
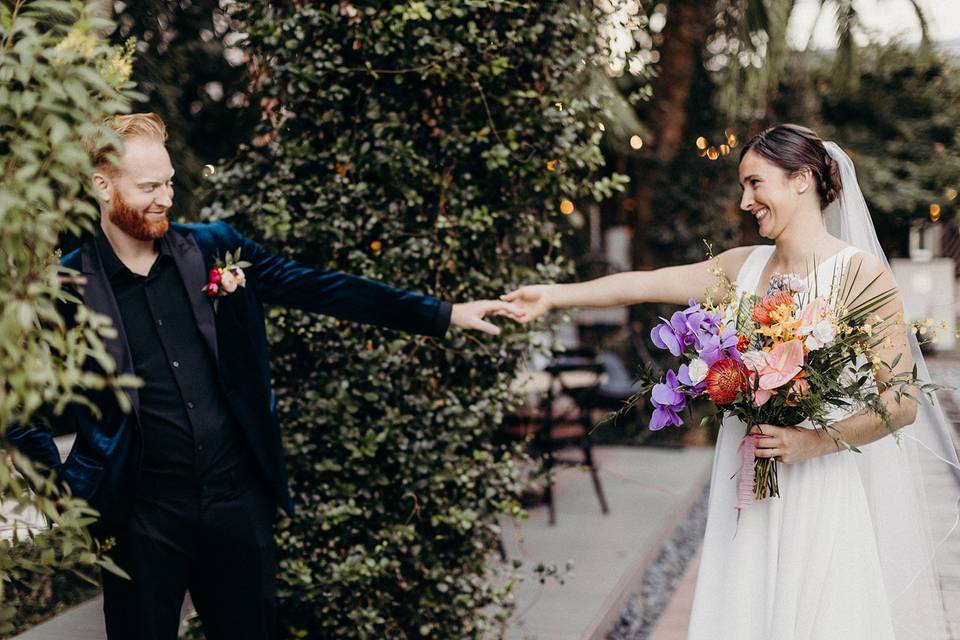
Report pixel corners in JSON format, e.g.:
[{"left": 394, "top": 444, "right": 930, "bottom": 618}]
[{"left": 504, "top": 352, "right": 610, "bottom": 525}]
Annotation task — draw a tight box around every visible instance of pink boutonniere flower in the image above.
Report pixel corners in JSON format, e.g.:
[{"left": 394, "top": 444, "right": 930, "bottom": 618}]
[{"left": 202, "top": 248, "right": 251, "bottom": 311}]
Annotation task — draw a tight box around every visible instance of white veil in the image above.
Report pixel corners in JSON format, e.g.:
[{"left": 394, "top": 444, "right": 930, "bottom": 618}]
[{"left": 824, "top": 141, "right": 960, "bottom": 640}]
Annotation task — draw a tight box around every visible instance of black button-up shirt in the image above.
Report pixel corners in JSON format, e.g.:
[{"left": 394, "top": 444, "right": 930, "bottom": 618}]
[{"left": 95, "top": 230, "right": 249, "bottom": 487}]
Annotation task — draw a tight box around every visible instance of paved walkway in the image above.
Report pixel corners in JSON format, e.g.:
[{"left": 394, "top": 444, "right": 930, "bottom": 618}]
[{"left": 502, "top": 446, "right": 713, "bottom": 640}]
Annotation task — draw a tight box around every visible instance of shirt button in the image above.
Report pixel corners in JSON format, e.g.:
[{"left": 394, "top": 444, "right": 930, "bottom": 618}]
[
  {"left": 187, "top": 401, "right": 195, "bottom": 409},
  {"left": 157, "top": 319, "right": 163, "bottom": 327},
  {"left": 172, "top": 361, "right": 180, "bottom": 368}
]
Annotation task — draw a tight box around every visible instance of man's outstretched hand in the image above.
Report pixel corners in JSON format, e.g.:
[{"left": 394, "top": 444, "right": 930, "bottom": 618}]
[{"left": 450, "top": 300, "right": 525, "bottom": 336}]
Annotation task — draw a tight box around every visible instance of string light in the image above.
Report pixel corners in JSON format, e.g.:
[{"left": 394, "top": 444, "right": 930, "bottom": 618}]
[
  {"left": 947, "top": 188, "right": 958, "bottom": 201},
  {"left": 370, "top": 240, "right": 383, "bottom": 253},
  {"left": 546, "top": 159, "right": 567, "bottom": 173},
  {"left": 696, "top": 137, "right": 708, "bottom": 150},
  {"left": 555, "top": 102, "right": 563, "bottom": 111},
  {"left": 930, "top": 204, "right": 941, "bottom": 222},
  {"left": 560, "top": 200, "right": 575, "bottom": 215},
  {"left": 630, "top": 135, "right": 643, "bottom": 150},
  {"left": 202, "top": 164, "right": 215, "bottom": 177},
  {"left": 597, "top": 122, "right": 606, "bottom": 132}
]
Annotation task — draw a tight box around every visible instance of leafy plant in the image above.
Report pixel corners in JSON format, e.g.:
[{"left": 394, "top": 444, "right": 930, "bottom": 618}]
[
  {"left": 0, "top": 0, "right": 140, "bottom": 630},
  {"left": 204, "top": 1, "right": 624, "bottom": 637}
]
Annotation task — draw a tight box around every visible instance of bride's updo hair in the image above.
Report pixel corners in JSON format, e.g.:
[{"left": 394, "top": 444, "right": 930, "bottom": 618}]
[{"left": 740, "top": 124, "right": 843, "bottom": 210}]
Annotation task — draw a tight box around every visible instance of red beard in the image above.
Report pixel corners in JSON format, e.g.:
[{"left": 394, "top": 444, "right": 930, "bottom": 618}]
[{"left": 109, "top": 192, "right": 168, "bottom": 241}]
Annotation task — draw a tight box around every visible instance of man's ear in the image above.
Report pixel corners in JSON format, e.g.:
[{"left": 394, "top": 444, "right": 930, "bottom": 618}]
[{"left": 92, "top": 172, "right": 113, "bottom": 203}]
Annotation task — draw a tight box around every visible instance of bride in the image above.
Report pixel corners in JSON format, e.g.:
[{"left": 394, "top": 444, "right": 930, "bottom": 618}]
[{"left": 504, "top": 124, "right": 958, "bottom": 639}]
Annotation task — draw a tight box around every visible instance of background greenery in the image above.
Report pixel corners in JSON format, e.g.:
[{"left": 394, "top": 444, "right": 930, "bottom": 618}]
[
  {"left": 0, "top": 0, "right": 138, "bottom": 633},
  {"left": 201, "top": 1, "right": 624, "bottom": 637}
]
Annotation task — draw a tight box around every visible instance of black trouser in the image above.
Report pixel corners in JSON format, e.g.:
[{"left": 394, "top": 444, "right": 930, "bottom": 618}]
[{"left": 101, "top": 467, "right": 278, "bottom": 640}]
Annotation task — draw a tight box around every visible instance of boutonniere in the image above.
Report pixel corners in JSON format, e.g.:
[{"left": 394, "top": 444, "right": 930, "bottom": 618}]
[{"left": 202, "top": 248, "right": 252, "bottom": 311}]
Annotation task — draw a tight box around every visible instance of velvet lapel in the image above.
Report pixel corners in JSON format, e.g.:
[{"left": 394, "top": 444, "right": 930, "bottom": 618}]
[
  {"left": 167, "top": 228, "right": 220, "bottom": 365},
  {"left": 80, "top": 241, "right": 140, "bottom": 418}
]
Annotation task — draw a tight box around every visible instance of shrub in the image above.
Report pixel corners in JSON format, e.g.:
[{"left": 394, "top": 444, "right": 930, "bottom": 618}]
[
  {"left": 0, "top": 0, "right": 140, "bottom": 632},
  {"left": 204, "top": 1, "right": 624, "bottom": 636}
]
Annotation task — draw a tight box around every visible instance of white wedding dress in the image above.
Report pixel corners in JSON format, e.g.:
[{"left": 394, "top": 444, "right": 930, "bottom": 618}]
[{"left": 687, "top": 244, "right": 899, "bottom": 640}]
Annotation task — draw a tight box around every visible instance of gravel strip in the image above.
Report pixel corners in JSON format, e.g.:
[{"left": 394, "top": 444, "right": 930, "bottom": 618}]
[{"left": 606, "top": 482, "right": 710, "bottom": 640}]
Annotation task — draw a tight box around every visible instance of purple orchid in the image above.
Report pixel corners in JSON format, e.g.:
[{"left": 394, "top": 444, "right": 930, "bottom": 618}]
[
  {"left": 650, "top": 369, "right": 687, "bottom": 430},
  {"left": 650, "top": 300, "right": 723, "bottom": 357},
  {"left": 698, "top": 324, "right": 742, "bottom": 366}
]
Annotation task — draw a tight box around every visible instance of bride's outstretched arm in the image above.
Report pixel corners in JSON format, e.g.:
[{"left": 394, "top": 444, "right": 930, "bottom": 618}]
[{"left": 503, "top": 246, "right": 755, "bottom": 323}]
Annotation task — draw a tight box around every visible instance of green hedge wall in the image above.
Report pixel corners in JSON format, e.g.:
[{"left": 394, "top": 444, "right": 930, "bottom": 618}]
[{"left": 205, "top": 2, "right": 624, "bottom": 637}]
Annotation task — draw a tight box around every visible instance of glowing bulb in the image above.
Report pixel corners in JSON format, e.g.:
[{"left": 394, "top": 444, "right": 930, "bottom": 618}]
[
  {"left": 696, "top": 137, "right": 708, "bottom": 150},
  {"left": 370, "top": 240, "right": 383, "bottom": 252},
  {"left": 630, "top": 135, "right": 643, "bottom": 150},
  {"left": 707, "top": 147, "right": 719, "bottom": 161},
  {"left": 202, "top": 164, "right": 215, "bottom": 177},
  {"left": 947, "top": 188, "right": 958, "bottom": 201},
  {"left": 560, "top": 200, "right": 575, "bottom": 215},
  {"left": 546, "top": 159, "right": 566, "bottom": 173},
  {"left": 930, "top": 204, "right": 941, "bottom": 222},
  {"left": 597, "top": 122, "right": 606, "bottom": 131}
]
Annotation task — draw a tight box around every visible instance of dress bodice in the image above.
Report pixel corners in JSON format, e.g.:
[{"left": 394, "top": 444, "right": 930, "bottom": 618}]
[{"left": 732, "top": 244, "right": 861, "bottom": 308}]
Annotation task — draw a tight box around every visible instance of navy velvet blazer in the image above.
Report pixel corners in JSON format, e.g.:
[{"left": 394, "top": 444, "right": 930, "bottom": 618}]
[{"left": 6, "top": 222, "right": 451, "bottom": 526}]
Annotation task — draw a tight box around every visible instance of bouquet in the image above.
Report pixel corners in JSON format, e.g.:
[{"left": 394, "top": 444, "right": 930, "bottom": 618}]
[{"left": 633, "top": 255, "right": 940, "bottom": 510}]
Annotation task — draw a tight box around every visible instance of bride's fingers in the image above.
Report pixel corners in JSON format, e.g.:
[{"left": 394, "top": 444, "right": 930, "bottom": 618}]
[
  {"left": 750, "top": 424, "right": 782, "bottom": 436},
  {"left": 754, "top": 447, "right": 783, "bottom": 458},
  {"left": 485, "top": 301, "right": 523, "bottom": 317},
  {"left": 755, "top": 436, "right": 779, "bottom": 448},
  {"left": 500, "top": 290, "right": 523, "bottom": 302}
]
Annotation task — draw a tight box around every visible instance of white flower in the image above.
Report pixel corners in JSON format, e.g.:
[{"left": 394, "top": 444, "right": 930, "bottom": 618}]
[
  {"left": 688, "top": 358, "right": 709, "bottom": 384},
  {"left": 802, "top": 319, "right": 836, "bottom": 351},
  {"left": 231, "top": 266, "right": 247, "bottom": 288},
  {"left": 220, "top": 269, "right": 239, "bottom": 293},
  {"left": 787, "top": 274, "right": 808, "bottom": 293}
]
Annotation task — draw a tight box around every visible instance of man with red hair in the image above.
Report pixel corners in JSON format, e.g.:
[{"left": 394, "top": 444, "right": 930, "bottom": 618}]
[{"left": 8, "top": 112, "right": 519, "bottom": 640}]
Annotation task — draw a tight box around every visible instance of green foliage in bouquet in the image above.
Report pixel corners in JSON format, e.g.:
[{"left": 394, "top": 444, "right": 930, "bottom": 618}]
[
  {"left": 203, "top": 1, "right": 625, "bottom": 637},
  {"left": 0, "top": 0, "right": 141, "bottom": 631}
]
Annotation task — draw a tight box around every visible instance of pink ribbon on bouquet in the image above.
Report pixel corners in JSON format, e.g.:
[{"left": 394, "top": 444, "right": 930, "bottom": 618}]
[{"left": 736, "top": 433, "right": 767, "bottom": 515}]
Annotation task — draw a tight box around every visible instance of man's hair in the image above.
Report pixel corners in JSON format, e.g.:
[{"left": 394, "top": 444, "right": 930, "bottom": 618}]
[{"left": 87, "top": 112, "right": 168, "bottom": 174}]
